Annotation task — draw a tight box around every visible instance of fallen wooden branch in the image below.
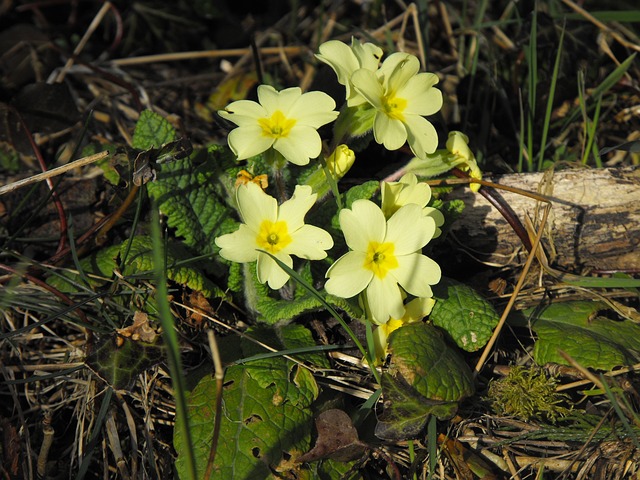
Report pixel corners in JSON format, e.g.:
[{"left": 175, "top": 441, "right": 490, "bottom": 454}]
[{"left": 446, "top": 165, "right": 640, "bottom": 272}]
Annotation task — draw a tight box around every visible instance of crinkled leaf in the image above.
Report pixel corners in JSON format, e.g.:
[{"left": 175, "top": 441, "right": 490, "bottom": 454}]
[
  {"left": 85, "top": 335, "right": 164, "bottom": 390},
  {"left": 375, "top": 323, "right": 474, "bottom": 440},
  {"left": 131, "top": 109, "right": 176, "bottom": 149},
  {"left": 122, "top": 236, "right": 225, "bottom": 298},
  {"left": 243, "top": 262, "right": 324, "bottom": 324},
  {"left": 48, "top": 237, "right": 223, "bottom": 298},
  {"left": 509, "top": 301, "right": 640, "bottom": 370},
  {"left": 146, "top": 148, "right": 239, "bottom": 257},
  {"left": 431, "top": 277, "right": 500, "bottom": 352},
  {"left": 174, "top": 353, "right": 318, "bottom": 480},
  {"left": 47, "top": 244, "right": 120, "bottom": 292}
]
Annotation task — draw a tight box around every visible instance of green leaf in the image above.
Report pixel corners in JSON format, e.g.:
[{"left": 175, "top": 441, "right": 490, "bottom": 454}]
[
  {"left": 131, "top": 109, "right": 176, "bottom": 149},
  {"left": 375, "top": 323, "right": 474, "bottom": 440},
  {"left": 47, "top": 244, "right": 120, "bottom": 291},
  {"left": 509, "top": 301, "right": 640, "bottom": 370},
  {"left": 146, "top": 147, "right": 239, "bottom": 257},
  {"left": 85, "top": 334, "right": 164, "bottom": 390},
  {"left": 430, "top": 277, "right": 500, "bottom": 352},
  {"left": 122, "top": 236, "right": 224, "bottom": 298},
  {"left": 174, "top": 349, "right": 318, "bottom": 479},
  {"left": 48, "top": 237, "right": 224, "bottom": 298},
  {"left": 244, "top": 262, "right": 329, "bottom": 325}
]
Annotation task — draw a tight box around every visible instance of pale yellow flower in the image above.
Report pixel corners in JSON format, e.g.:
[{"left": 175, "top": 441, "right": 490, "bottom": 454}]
[
  {"left": 215, "top": 183, "right": 334, "bottom": 289},
  {"left": 350, "top": 53, "right": 443, "bottom": 159},
  {"left": 315, "top": 38, "right": 383, "bottom": 106},
  {"left": 218, "top": 85, "right": 338, "bottom": 166},
  {"left": 324, "top": 199, "right": 441, "bottom": 324}
]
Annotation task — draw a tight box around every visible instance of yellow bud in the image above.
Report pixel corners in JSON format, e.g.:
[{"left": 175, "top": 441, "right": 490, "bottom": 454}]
[{"left": 325, "top": 144, "right": 355, "bottom": 179}]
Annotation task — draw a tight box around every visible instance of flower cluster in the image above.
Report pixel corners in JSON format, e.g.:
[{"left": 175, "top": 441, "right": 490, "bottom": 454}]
[{"left": 214, "top": 38, "right": 480, "bottom": 364}]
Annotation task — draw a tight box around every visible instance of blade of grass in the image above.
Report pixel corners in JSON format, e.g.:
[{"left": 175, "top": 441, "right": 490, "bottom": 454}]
[
  {"left": 582, "top": 94, "right": 603, "bottom": 166},
  {"left": 561, "top": 52, "right": 636, "bottom": 130},
  {"left": 537, "top": 23, "right": 566, "bottom": 170},
  {"left": 76, "top": 387, "right": 114, "bottom": 480},
  {"left": 525, "top": 7, "right": 538, "bottom": 172},
  {"left": 150, "top": 203, "right": 197, "bottom": 480}
]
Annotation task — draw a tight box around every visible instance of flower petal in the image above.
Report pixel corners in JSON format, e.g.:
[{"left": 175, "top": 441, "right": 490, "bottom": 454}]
[
  {"left": 351, "top": 38, "right": 383, "bottom": 71},
  {"left": 287, "top": 91, "right": 338, "bottom": 128},
  {"left": 404, "top": 115, "right": 439, "bottom": 158},
  {"left": 256, "top": 251, "right": 292, "bottom": 289},
  {"left": 227, "top": 126, "right": 273, "bottom": 160},
  {"left": 392, "top": 253, "right": 441, "bottom": 297},
  {"left": 351, "top": 69, "right": 384, "bottom": 109},
  {"left": 374, "top": 114, "right": 407, "bottom": 151},
  {"left": 385, "top": 204, "right": 434, "bottom": 254},
  {"left": 285, "top": 224, "right": 333, "bottom": 259},
  {"left": 325, "top": 251, "right": 372, "bottom": 298},
  {"left": 366, "top": 275, "right": 404, "bottom": 324},
  {"left": 273, "top": 126, "right": 322, "bottom": 165},
  {"left": 385, "top": 54, "right": 419, "bottom": 94},
  {"left": 236, "top": 182, "right": 277, "bottom": 229},
  {"left": 339, "top": 199, "right": 386, "bottom": 251},
  {"left": 218, "top": 100, "right": 268, "bottom": 128},
  {"left": 316, "top": 40, "right": 359, "bottom": 86},
  {"left": 215, "top": 224, "right": 259, "bottom": 263},
  {"left": 278, "top": 185, "right": 316, "bottom": 231},
  {"left": 401, "top": 74, "right": 442, "bottom": 116},
  {"left": 258, "top": 85, "right": 301, "bottom": 114}
]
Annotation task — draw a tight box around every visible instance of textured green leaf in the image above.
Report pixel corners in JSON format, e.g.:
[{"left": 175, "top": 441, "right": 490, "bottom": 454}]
[
  {"left": 242, "top": 262, "right": 326, "bottom": 324},
  {"left": 85, "top": 334, "right": 164, "bottom": 390},
  {"left": 47, "top": 244, "right": 120, "bottom": 291},
  {"left": 509, "top": 301, "right": 640, "bottom": 370},
  {"left": 122, "top": 236, "right": 225, "bottom": 298},
  {"left": 430, "top": 277, "right": 500, "bottom": 352},
  {"left": 146, "top": 147, "right": 239, "bottom": 257},
  {"left": 174, "top": 352, "right": 318, "bottom": 479},
  {"left": 375, "top": 323, "right": 474, "bottom": 440},
  {"left": 131, "top": 109, "right": 176, "bottom": 149},
  {"left": 48, "top": 237, "right": 223, "bottom": 298}
]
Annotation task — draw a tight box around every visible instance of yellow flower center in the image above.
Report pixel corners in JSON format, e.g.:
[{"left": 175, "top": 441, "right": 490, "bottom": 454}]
[
  {"left": 258, "top": 110, "right": 297, "bottom": 139},
  {"left": 256, "top": 220, "right": 292, "bottom": 254},
  {"left": 364, "top": 241, "right": 399, "bottom": 279},
  {"left": 382, "top": 95, "right": 407, "bottom": 121}
]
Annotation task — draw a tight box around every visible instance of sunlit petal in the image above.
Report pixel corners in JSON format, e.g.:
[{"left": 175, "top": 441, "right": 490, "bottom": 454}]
[
  {"left": 288, "top": 91, "right": 338, "bottom": 128},
  {"left": 285, "top": 225, "right": 333, "bottom": 260},
  {"left": 393, "top": 253, "right": 441, "bottom": 297},
  {"left": 366, "top": 276, "right": 404, "bottom": 324},
  {"left": 256, "top": 252, "right": 293, "bottom": 290},
  {"left": 236, "top": 182, "right": 277, "bottom": 228},
  {"left": 215, "top": 224, "right": 259, "bottom": 263},
  {"left": 385, "top": 204, "right": 434, "bottom": 254},
  {"left": 227, "top": 126, "right": 273, "bottom": 160},
  {"left": 278, "top": 185, "right": 316, "bottom": 231},
  {"left": 273, "top": 127, "right": 322, "bottom": 165},
  {"left": 374, "top": 114, "right": 406, "bottom": 151},
  {"left": 325, "top": 251, "right": 372, "bottom": 298},
  {"left": 339, "top": 200, "right": 386, "bottom": 251},
  {"left": 404, "top": 115, "right": 439, "bottom": 158}
]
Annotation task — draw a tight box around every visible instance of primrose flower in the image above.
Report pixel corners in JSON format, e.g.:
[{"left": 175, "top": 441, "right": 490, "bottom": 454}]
[
  {"left": 324, "top": 199, "right": 441, "bottom": 324},
  {"left": 316, "top": 38, "right": 383, "bottom": 106},
  {"left": 218, "top": 85, "right": 339, "bottom": 166},
  {"left": 381, "top": 173, "right": 444, "bottom": 238},
  {"left": 372, "top": 296, "right": 435, "bottom": 364},
  {"left": 215, "top": 182, "right": 333, "bottom": 289},
  {"left": 350, "top": 53, "right": 443, "bottom": 159}
]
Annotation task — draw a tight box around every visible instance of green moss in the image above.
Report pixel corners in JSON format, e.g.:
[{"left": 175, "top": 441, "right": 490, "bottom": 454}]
[{"left": 487, "top": 366, "right": 571, "bottom": 422}]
